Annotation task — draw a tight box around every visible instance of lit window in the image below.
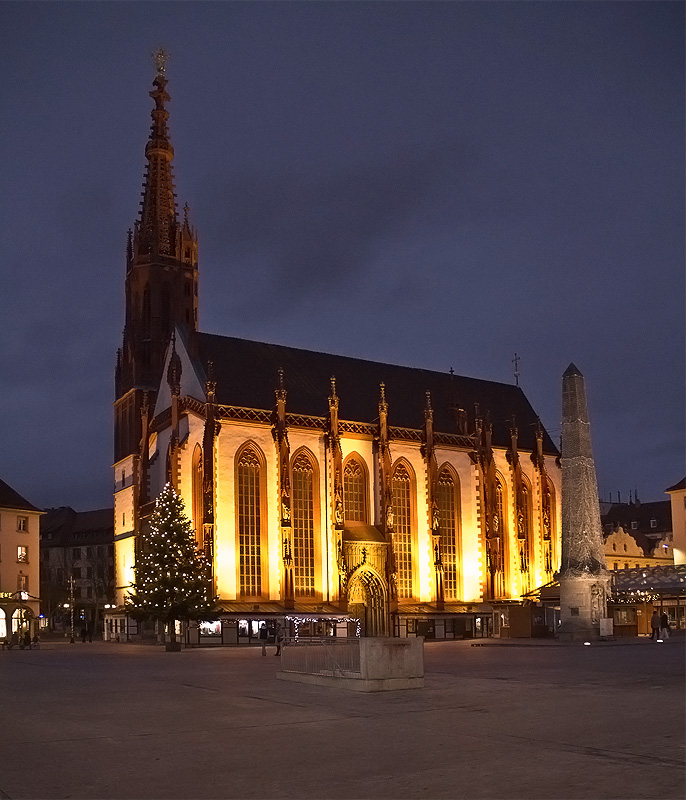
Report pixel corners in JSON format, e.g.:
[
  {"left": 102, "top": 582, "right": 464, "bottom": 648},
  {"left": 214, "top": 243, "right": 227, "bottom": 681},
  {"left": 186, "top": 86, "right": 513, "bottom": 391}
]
[
  {"left": 437, "top": 469, "right": 460, "bottom": 601},
  {"left": 237, "top": 447, "right": 263, "bottom": 597},
  {"left": 17, "top": 546, "right": 28, "bottom": 563},
  {"left": 392, "top": 463, "right": 414, "bottom": 599},
  {"left": 17, "top": 516, "right": 28, "bottom": 532},
  {"left": 292, "top": 452, "right": 316, "bottom": 598},
  {"left": 343, "top": 458, "right": 367, "bottom": 522}
]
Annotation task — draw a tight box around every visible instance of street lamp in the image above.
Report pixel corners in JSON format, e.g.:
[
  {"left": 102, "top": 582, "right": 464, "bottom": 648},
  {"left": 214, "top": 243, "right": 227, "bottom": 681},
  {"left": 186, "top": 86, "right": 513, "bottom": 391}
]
[{"left": 68, "top": 575, "right": 75, "bottom": 644}]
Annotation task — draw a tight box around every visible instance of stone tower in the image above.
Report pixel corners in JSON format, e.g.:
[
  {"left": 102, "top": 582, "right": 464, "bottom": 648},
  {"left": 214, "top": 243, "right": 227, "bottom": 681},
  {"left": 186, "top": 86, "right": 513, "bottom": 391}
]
[
  {"left": 114, "top": 52, "right": 198, "bottom": 465},
  {"left": 558, "top": 363, "right": 610, "bottom": 640}
]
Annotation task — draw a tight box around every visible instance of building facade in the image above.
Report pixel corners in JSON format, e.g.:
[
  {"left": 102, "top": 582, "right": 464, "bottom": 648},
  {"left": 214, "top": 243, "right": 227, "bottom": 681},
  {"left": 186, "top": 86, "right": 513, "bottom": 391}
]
[
  {"left": 40, "top": 507, "right": 115, "bottom": 634},
  {"left": 111, "top": 62, "right": 562, "bottom": 642},
  {"left": 0, "top": 478, "right": 42, "bottom": 640}
]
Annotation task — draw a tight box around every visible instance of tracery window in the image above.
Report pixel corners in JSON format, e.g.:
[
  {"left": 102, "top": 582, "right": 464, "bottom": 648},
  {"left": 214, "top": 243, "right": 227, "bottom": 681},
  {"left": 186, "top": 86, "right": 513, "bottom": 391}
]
[
  {"left": 292, "top": 452, "right": 315, "bottom": 597},
  {"left": 437, "top": 468, "right": 460, "bottom": 600},
  {"left": 237, "top": 448, "right": 262, "bottom": 597},
  {"left": 392, "top": 463, "right": 414, "bottom": 599},
  {"left": 343, "top": 457, "right": 367, "bottom": 522},
  {"left": 519, "top": 483, "right": 532, "bottom": 595},
  {"left": 490, "top": 479, "right": 506, "bottom": 598},
  {"left": 191, "top": 445, "right": 203, "bottom": 549}
]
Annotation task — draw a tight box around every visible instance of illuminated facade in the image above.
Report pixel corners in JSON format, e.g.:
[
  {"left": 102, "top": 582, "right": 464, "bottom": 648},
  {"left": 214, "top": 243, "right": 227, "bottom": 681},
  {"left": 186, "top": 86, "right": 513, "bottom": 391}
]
[
  {"left": 0, "top": 478, "right": 42, "bottom": 640},
  {"left": 112, "top": 63, "right": 562, "bottom": 641}
]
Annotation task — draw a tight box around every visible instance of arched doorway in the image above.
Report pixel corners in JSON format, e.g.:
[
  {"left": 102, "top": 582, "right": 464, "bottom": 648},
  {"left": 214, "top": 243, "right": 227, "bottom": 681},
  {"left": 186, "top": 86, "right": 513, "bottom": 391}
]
[{"left": 347, "top": 568, "right": 387, "bottom": 637}]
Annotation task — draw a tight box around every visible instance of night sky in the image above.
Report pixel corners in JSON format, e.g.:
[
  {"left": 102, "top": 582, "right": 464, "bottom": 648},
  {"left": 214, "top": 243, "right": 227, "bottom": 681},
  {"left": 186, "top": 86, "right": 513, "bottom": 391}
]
[{"left": 1, "top": 2, "right": 683, "bottom": 511}]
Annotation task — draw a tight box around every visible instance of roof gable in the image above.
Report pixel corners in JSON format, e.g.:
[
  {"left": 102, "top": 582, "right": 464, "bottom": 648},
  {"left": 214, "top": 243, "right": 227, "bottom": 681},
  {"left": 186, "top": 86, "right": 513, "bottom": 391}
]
[{"left": 0, "top": 478, "right": 40, "bottom": 513}]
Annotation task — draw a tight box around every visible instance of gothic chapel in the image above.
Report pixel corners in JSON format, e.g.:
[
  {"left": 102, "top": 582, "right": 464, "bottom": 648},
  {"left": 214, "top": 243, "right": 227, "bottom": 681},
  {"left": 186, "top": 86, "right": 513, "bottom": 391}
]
[{"left": 110, "top": 59, "right": 561, "bottom": 644}]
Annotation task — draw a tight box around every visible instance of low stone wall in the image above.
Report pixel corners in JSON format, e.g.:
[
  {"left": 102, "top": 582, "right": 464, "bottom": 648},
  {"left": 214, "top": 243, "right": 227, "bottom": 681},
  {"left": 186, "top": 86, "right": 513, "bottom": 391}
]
[{"left": 277, "top": 636, "right": 424, "bottom": 692}]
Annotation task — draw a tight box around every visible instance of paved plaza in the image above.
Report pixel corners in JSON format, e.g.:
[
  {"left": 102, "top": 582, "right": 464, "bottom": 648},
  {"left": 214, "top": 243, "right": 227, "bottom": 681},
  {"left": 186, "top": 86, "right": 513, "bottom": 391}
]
[{"left": 1, "top": 637, "right": 683, "bottom": 800}]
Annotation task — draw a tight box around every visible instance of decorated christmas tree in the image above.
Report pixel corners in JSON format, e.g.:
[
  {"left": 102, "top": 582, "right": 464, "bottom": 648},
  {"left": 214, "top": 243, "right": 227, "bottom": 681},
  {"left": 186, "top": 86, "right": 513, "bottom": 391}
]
[{"left": 126, "top": 483, "right": 216, "bottom": 648}]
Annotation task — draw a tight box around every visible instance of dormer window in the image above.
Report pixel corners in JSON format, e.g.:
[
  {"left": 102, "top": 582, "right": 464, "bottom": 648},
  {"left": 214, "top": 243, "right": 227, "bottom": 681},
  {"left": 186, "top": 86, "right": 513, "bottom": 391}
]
[
  {"left": 631, "top": 521, "right": 638, "bottom": 530},
  {"left": 650, "top": 519, "right": 657, "bottom": 529}
]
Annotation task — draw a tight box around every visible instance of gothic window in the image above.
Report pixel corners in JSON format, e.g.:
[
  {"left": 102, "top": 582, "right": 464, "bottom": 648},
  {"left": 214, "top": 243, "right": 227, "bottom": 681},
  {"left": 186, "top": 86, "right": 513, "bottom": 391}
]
[
  {"left": 437, "top": 467, "right": 460, "bottom": 601},
  {"left": 392, "top": 462, "right": 414, "bottom": 599},
  {"left": 543, "top": 480, "right": 555, "bottom": 580},
  {"left": 192, "top": 445, "right": 203, "bottom": 548},
  {"left": 292, "top": 452, "right": 316, "bottom": 597},
  {"left": 490, "top": 479, "right": 507, "bottom": 598},
  {"left": 236, "top": 447, "right": 263, "bottom": 597},
  {"left": 343, "top": 456, "right": 368, "bottom": 523},
  {"left": 161, "top": 284, "right": 171, "bottom": 337},
  {"left": 519, "top": 482, "right": 533, "bottom": 595}
]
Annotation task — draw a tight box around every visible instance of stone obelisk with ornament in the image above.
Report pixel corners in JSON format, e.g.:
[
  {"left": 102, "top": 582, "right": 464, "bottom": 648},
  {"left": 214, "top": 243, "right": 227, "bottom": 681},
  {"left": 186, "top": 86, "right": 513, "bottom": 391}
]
[{"left": 558, "top": 364, "right": 611, "bottom": 640}]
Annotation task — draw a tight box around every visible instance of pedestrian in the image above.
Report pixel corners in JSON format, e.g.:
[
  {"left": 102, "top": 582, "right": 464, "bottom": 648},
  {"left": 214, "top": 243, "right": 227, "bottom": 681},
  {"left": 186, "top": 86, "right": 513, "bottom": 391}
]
[
  {"left": 259, "top": 622, "right": 267, "bottom": 656},
  {"left": 650, "top": 610, "right": 661, "bottom": 640},
  {"left": 660, "top": 612, "right": 670, "bottom": 640},
  {"left": 274, "top": 622, "right": 284, "bottom": 656},
  {"left": 88, "top": 625, "right": 93, "bottom": 643},
  {"left": 8, "top": 632, "right": 19, "bottom": 650},
  {"left": 23, "top": 631, "right": 31, "bottom": 650},
  {"left": 80, "top": 627, "right": 87, "bottom": 643}
]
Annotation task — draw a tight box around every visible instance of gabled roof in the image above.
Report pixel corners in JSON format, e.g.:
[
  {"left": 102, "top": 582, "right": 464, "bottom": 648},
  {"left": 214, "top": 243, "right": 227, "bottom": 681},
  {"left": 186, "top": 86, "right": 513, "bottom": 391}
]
[
  {"left": 601, "top": 501, "right": 672, "bottom": 536},
  {"left": 0, "top": 478, "right": 41, "bottom": 513},
  {"left": 666, "top": 477, "right": 686, "bottom": 493},
  {"left": 40, "top": 507, "right": 114, "bottom": 547},
  {"left": 192, "top": 332, "right": 557, "bottom": 455}
]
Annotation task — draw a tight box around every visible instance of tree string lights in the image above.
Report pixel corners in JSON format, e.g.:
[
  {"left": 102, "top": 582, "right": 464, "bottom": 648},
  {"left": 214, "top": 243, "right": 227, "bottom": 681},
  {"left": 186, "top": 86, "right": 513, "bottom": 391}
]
[{"left": 125, "top": 483, "right": 216, "bottom": 643}]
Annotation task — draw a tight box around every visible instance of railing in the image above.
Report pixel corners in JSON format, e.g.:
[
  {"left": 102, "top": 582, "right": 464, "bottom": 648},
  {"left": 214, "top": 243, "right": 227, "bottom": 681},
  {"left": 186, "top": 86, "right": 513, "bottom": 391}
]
[{"left": 281, "top": 637, "right": 361, "bottom": 676}]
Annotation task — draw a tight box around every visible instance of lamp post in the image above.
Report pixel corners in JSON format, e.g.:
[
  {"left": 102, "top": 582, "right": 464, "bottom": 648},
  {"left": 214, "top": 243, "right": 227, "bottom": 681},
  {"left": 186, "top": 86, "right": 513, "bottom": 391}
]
[{"left": 68, "top": 575, "right": 75, "bottom": 644}]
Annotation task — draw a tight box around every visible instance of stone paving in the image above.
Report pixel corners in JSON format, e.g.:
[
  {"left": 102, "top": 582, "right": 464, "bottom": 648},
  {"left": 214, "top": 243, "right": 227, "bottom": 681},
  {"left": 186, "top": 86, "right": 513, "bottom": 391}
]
[{"left": 0, "top": 636, "right": 683, "bottom": 800}]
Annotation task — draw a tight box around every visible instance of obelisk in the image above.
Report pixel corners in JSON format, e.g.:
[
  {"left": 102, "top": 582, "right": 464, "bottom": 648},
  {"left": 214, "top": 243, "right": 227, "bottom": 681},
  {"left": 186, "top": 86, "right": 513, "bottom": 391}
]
[{"left": 558, "top": 364, "right": 611, "bottom": 640}]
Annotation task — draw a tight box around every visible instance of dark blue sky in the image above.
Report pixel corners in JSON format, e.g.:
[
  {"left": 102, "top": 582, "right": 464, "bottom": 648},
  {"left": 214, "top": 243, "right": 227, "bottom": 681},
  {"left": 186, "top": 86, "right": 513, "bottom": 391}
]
[{"left": 1, "top": 2, "right": 683, "bottom": 511}]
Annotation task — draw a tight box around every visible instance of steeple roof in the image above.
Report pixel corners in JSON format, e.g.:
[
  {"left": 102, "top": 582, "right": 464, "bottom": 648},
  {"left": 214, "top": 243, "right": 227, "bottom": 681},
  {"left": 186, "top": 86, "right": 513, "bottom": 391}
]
[{"left": 134, "top": 59, "right": 178, "bottom": 259}]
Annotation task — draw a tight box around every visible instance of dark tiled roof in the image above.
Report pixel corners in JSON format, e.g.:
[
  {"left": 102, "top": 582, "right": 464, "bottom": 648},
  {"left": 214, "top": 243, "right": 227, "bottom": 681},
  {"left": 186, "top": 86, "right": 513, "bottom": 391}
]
[
  {"left": 193, "top": 332, "right": 557, "bottom": 454},
  {"left": 0, "top": 478, "right": 40, "bottom": 512},
  {"left": 666, "top": 477, "right": 686, "bottom": 492},
  {"left": 601, "top": 501, "right": 672, "bottom": 536},
  {"left": 40, "top": 507, "right": 114, "bottom": 546}
]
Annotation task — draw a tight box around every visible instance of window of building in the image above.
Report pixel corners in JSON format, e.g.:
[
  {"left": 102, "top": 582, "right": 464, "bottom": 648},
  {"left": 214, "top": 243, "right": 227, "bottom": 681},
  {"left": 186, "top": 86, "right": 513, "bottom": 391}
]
[
  {"left": 392, "top": 463, "right": 414, "bottom": 599},
  {"left": 86, "top": 586, "right": 93, "bottom": 599},
  {"left": 624, "top": 563, "right": 629, "bottom": 569},
  {"left": 612, "top": 543, "right": 616, "bottom": 552},
  {"left": 614, "top": 562, "right": 619, "bottom": 570},
  {"left": 192, "top": 445, "right": 204, "bottom": 547},
  {"left": 17, "top": 516, "right": 28, "bottom": 532},
  {"left": 17, "top": 574, "right": 28, "bottom": 591},
  {"left": 73, "top": 567, "right": 81, "bottom": 579},
  {"left": 87, "top": 567, "right": 93, "bottom": 579},
  {"left": 237, "top": 447, "right": 263, "bottom": 597},
  {"left": 17, "top": 546, "right": 28, "bottom": 563},
  {"left": 86, "top": 548, "right": 93, "bottom": 559},
  {"left": 292, "top": 452, "right": 316, "bottom": 598},
  {"left": 72, "top": 548, "right": 81, "bottom": 560},
  {"left": 343, "top": 457, "right": 368, "bottom": 522},
  {"left": 650, "top": 519, "right": 657, "bottom": 529},
  {"left": 631, "top": 521, "right": 638, "bottom": 530},
  {"left": 0, "top": 609, "right": 6, "bottom": 640},
  {"left": 437, "top": 468, "right": 460, "bottom": 601}
]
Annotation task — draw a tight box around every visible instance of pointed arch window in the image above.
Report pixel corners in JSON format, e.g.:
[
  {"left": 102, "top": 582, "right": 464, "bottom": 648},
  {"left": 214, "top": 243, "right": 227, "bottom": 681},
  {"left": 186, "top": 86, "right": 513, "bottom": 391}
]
[
  {"left": 292, "top": 452, "right": 316, "bottom": 597},
  {"left": 518, "top": 483, "right": 533, "bottom": 595},
  {"left": 161, "top": 283, "right": 171, "bottom": 337},
  {"left": 237, "top": 448, "right": 263, "bottom": 597},
  {"left": 191, "top": 445, "right": 203, "bottom": 549},
  {"left": 438, "top": 468, "right": 460, "bottom": 601},
  {"left": 543, "top": 480, "right": 555, "bottom": 580},
  {"left": 489, "top": 479, "right": 506, "bottom": 598},
  {"left": 392, "top": 463, "right": 414, "bottom": 599},
  {"left": 343, "top": 457, "right": 368, "bottom": 523}
]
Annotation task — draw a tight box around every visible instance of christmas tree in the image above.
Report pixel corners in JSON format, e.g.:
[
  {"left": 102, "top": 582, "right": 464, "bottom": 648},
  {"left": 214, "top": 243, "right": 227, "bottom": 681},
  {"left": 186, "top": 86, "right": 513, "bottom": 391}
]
[{"left": 126, "top": 483, "right": 216, "bottom": 648}]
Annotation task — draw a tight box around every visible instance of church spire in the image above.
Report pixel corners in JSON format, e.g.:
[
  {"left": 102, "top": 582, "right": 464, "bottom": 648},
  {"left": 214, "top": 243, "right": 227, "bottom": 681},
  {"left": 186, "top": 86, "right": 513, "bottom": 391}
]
[{"left": 135, "top": 48, "right": 178, "bottom": 259}]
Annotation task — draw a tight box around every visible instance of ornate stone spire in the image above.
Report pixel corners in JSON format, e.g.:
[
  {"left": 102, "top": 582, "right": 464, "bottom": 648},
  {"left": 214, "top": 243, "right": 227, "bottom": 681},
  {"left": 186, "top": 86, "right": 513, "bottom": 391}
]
[
  {"left": 135, "top": 48, "right": 178, "bottom": 258},
  {"left": 560, "top": 363, "right": 606, "bottom": 575},
  {"left": 559, "top": 363, "right": 610, "bottom": 640}
]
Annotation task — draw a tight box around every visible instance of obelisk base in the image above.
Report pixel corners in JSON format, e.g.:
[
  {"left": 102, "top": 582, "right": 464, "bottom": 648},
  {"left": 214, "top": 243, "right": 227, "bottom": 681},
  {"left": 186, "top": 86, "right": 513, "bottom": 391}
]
[{"left": 558, "top": 573, "right": 611, "bottom": 641}]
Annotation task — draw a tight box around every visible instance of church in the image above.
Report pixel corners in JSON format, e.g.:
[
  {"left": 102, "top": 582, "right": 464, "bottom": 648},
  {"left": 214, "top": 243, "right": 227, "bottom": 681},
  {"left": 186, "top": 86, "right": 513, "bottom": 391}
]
[{"left": 109, "top": 58, "right": 562, "bottom": 645}]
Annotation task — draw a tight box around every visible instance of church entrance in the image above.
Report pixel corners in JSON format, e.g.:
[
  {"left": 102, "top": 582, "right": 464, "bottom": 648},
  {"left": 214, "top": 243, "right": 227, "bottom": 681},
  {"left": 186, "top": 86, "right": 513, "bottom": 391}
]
[{"left": 347, "top": 569, "right": 387, "bottom": 637}]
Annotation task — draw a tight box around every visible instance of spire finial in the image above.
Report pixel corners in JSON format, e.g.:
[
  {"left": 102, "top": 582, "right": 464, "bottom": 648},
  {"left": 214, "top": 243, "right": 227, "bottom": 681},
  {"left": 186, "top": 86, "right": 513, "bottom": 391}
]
[
  {"left": 330, "top": 375, "right": 337, "bottom": 399},
  {"left": 152, "top": 46, "right": 170, "bottom": 76},
  {"left": 512, "top": 352, "right": 520, "bottom": 387}
]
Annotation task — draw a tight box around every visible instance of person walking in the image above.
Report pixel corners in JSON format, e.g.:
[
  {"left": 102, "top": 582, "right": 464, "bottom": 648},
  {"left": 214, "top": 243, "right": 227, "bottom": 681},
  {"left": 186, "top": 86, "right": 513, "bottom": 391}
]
[
  {"left": 660, "top": 612, "right": 670, "bottom": 640},
  {"left": 23, "top": 631, "right": 31, "bottom": 650},
  {"left": 8, "top": 632, "right": 19, "bottom": 650},
  {"left": 650, "top": 610, "right": 661, "bottom": 640},
  {"left": 274, "top": 622, "right": 284, "bottom": 656}
]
